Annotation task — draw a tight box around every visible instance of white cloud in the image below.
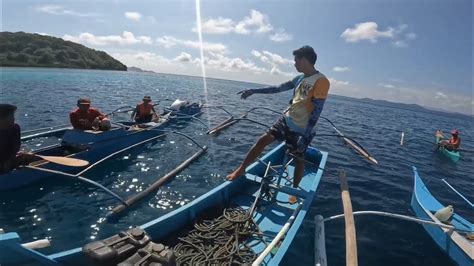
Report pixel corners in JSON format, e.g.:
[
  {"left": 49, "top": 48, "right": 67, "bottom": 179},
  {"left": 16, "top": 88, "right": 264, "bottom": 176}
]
[
  {"left": 252, "top": 50, "right": 293, "bottom": 66},
  {"left": 333, "top": 66, "right": 350, "bottom": 72},
  {"left": 35, "top": 32, "right": 51, "bottom": 36},
  {"left": 262, "top": 51, "right": 292, "bottom": 65},
  {"left": 269, "top": 29, "right": 292, "bottom": 42},
  {"left": 198, "top": 17, "right": 235, "bottom": 34},
  {"left": 125, "top": 12, "right": 142, "bottom": 22},
  {"left": 36, "top": 5, "right": 100, "bottom": 17},
  {"left": 435, "top": 92, "right": 447, "bottom": 99},
  {"left": 193, "top": 53, "right": 267, "bottom": 73},
  {"left": 378, "top": 83, "right": 396, "bottom": 88},
  {"left": 112, "top": 52, "right": 172, "bottom": 69},
  {"left": 63, "top": 31, "right": 152, "bottom": 46},
  {"left": 235, "top": 10, "right": 273, "bottom": 34},
  {"left": 341, "top": 22, "right": 394, "bottom": 43},
  {"left": 341, "top": 22, "right": 416, "bottom": 48},
  {"left": 174, "top": 52, "right": 192, "bottom": 62},
  {"left": 270, "top": 66, "right": 293, "bottom": 77},
  {"left": 197, "top": 10, "right": 291, "bottom": 42},
  {"left": 132, "top": 52, "right": 162, "bottom": 61},
  {"left": 329, "top": 77, "right": 350, "bottom": 86},
  {"left": 157, "top": 36, "right": 228, "bottom": 54}
]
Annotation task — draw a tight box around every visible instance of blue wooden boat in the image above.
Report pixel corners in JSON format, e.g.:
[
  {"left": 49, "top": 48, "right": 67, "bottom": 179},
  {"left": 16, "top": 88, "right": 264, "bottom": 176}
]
[
  {"left": 0, "top": 114, "right": 172, "bottom": 191},
  {"left": 1, "top": 100, "right": 206, "bottom": 191},
  {"left": 410, "top": 166, "right": 473, "bottom": 266},
  {"left": 0, "top": 142, "right": 328, "bottom": 265}
]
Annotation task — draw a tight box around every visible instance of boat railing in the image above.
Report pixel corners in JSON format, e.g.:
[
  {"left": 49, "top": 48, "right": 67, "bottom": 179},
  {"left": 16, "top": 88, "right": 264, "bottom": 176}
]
[
  {"left": 441, "top": 179, "right": 474, "bottom": 207},
  {"left": 314, "top": 210, "right": 462, "bottom": 266}
]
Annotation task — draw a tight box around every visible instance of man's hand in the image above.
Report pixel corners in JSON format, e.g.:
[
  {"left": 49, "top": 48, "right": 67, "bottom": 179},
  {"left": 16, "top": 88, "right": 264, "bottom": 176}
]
[{"left": 237, "top": 89, "right": 254, "bottom": 100}]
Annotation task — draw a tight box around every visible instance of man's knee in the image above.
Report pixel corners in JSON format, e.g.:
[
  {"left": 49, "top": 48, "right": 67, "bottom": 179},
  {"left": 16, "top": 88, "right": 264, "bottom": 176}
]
[{"left": 100, "top": 118, "right": 111, "bottom": 131}]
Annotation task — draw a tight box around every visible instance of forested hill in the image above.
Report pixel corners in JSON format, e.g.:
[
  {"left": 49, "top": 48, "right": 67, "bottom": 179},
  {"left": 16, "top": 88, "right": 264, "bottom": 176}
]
[{"left": 0, "top": 31, "right": 127, "bottom": 71}]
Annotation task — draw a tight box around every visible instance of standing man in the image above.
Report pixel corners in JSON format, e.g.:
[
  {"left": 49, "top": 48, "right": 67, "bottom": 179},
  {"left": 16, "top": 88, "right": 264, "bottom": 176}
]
[
  {"left": 131, "top": 96, "right": 158, "bottom": 123},
  {"left": 226, "top": 46, "right": 330, "bottom": 204},
  {"left": 69, "top": 98, "right": 111, "bottom": 131},
  {"left": 0, "top": 104, "right": 21, "bottom": 174}
]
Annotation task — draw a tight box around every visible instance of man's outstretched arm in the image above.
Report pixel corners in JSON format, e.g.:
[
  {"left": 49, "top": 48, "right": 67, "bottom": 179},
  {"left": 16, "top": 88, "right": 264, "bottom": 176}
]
[{"left": 238, "top": 76, "right": 302, "bottom": 99}]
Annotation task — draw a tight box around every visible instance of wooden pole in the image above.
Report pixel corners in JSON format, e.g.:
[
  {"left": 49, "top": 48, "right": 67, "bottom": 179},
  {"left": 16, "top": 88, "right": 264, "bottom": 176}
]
[
  {"left": 107, "top": 146, "right": 208, "bottom": 217},
  {"left": 339, "top": 169, "right": 358, "bottom": 266},
  {"left": 24, "top": 165, "right": 127, "bottom": 205}
]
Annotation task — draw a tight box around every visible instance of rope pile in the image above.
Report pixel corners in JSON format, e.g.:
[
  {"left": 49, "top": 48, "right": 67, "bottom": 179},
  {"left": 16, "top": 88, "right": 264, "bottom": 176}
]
[{"left": 173, "top": 207, "right": 265, "bottom": 265}]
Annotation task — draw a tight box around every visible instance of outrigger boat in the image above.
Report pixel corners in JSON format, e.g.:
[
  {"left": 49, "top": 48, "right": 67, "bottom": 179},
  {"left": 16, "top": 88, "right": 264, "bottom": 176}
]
[
  {"left": 410, "top": 166, "right": 473, "bottom": 265},
  {"left": 314, "top": 166, "right": 473, "bottom": 265},
  {"left": 1, "top": 100, "right": 204, "bottom": 191},
  {"left": 435, "top": 132, "right": 461, "bottom": 163},
  {"left": 0, "top": 142, "right": 328, "bottom": 265}
]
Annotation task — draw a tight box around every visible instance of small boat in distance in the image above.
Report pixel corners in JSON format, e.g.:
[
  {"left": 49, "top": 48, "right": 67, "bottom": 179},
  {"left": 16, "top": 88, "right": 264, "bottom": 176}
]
[{"left": 435, "top": 131, "right": 461, "bottom": 163}]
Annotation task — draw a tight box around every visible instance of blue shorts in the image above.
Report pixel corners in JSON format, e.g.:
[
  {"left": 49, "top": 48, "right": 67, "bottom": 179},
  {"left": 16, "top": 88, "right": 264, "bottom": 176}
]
[{"left": 268, "top": 116, "right": 307, "bottom": 153}]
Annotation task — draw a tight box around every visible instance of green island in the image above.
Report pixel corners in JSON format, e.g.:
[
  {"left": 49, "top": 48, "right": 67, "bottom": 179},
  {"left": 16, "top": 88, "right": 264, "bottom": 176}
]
[{"left": 0, "top": 31, "right": 127, "bottom": 71}]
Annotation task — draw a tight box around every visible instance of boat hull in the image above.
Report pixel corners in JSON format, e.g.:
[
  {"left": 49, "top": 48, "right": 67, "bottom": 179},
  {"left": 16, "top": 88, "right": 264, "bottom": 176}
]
[
  {"left": 1, "top": 143, "right": 328, "bottom": 265},
  {"left": 410, "top": 166, "right": 473, "bottom": 266},
  {"left": 0, "top": 122, "right": 169, "bottom": 191}
]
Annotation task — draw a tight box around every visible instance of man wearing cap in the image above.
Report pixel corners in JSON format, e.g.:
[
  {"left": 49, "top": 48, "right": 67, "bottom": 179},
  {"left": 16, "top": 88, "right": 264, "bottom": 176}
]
[
  {"left": 0, "top": 104, "right": 21, "bottom": 173},
  {"left": 69, "top": 98, "right": 111, "bottom": 131},
  {"left": 131, "top": 96, "right": 158, "bottom": 123},
  {"left": 438, "top": 129, "right": 461, "bottom": 151},
  {"left": 226, "top": 45, "right": 330, "bottom": 204}
]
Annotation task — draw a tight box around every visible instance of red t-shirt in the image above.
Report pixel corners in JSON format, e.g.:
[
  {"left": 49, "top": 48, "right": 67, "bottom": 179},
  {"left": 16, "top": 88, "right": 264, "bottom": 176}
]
[{"left": 69, "top": 108, "right": 105, "bottom": 130}]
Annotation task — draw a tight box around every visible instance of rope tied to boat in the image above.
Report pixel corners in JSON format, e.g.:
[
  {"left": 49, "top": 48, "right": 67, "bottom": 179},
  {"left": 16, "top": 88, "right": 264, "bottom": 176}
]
[{"left": 173, "top": 206, "right": 266, "bottom": 265}]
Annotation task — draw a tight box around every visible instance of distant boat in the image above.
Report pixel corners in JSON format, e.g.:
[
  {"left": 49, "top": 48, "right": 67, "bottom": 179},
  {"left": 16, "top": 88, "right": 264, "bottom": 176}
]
[{"left": 435, "top": 132, "right": 461, "bottom": 162}]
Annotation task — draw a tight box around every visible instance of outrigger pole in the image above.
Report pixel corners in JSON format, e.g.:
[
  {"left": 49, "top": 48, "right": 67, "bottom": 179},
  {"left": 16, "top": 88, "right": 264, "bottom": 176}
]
[
  {"left": 106, "top": 130, "right": 208, "bottom": 219},
  {"left": 206, "top": 106, "right": 378, "bottom": 164},
  {"left": 21, "top": 133, "right": 168, "bottom": 205},
  {"left": 24, "top": 165, "right": 128, "bottom": 206}
]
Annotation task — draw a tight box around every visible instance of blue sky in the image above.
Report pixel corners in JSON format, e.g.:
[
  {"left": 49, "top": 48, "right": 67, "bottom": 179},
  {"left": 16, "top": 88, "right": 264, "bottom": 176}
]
[{"left": 1, "top": 0, "right": 472, "bottom": 114}]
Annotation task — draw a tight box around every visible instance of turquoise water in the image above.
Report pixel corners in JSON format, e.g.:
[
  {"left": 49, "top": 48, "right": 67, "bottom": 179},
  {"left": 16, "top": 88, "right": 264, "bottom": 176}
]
[{"left": 1, "top": 67, "right": 473, "bottom": 265}]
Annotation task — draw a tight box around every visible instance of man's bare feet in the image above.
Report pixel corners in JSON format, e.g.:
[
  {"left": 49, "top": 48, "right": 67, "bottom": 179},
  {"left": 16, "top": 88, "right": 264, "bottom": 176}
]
[
  {"left": 226, "top": 167, "right": 245, "bottom": 181},
  {"left": 288, "top": 195, "right": 298, "bottom": 204}
]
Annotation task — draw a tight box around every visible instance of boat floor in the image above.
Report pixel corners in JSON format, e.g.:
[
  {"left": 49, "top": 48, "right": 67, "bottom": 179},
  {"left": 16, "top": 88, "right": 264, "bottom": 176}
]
[{"left": 162, "top": 164, "right": 315, "bottom": 264}]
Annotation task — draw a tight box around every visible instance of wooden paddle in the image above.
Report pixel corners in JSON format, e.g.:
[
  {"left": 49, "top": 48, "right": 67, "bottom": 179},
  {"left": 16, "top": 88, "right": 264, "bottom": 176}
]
[{"left": 34, "top": 155, "right": 89, "bottom": 167}]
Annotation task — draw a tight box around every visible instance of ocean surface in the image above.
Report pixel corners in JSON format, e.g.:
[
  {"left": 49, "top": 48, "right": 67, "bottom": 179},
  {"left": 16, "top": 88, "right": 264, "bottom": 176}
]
[{"left": 1, "top": 67, "right": 472, "bottom": 265}]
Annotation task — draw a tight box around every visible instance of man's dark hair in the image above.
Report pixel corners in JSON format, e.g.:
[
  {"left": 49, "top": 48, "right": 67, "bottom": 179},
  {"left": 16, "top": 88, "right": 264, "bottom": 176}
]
[{"left": 293, "top": 46, "right": 317, "bottom": 65}]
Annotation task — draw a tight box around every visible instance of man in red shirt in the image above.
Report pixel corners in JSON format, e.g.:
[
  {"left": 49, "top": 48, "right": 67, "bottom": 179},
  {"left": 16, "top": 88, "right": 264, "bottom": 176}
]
[
  {"left": 438, "top": 129, "right": 461, "bottom": 151},
  {"left": 131, "top": 96, "right": 158, "bottom": 123},
  {"left": 69, "top": 98, "right": 111, "bottom": 131}
]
